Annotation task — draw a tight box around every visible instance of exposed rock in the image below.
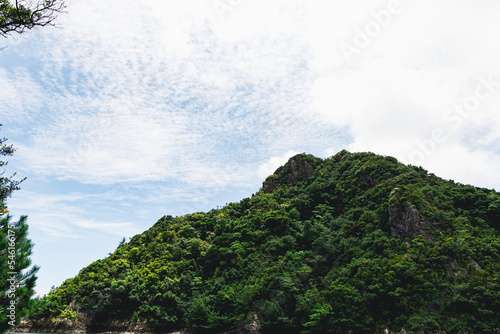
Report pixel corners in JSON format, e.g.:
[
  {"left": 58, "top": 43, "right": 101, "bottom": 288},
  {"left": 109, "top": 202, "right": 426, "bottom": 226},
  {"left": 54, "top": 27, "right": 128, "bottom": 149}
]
[
  {"left": 389, "top": 188, "right": 427, "bottom": 241},
  {"left": 331, "top": 149, "right": 349, "bottom": 164},
  {"left": 15, "top": 312, "right": 159, "bottom": 334},
  {"left": 217, "top": 313, "right": 261, "bottom": 334},
  {"left": 389, "top": 203, "right": 425, "bottom": 241},
  {"left": 15, "top": 311, "right": 259, "bottom": 334},
  {"left": 366, "top": 176, "right": 380, "bottom": 187},
  {"left": 262, "top": 153, "right": 320, "bottom": 193},
  {"left": 15, "top": 316, "right": 84, "bottom": 333},
  {"left": 468, "top": 256, "right": 482, "bottom": 270}
]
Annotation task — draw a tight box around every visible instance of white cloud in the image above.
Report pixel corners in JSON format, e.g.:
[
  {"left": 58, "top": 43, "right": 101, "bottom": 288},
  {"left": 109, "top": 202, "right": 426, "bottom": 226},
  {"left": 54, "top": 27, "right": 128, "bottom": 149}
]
[
  {"left": 1, "top": 1, "right": 339, "bottom": 188},
  {"left": 304, "top": 1, "right": 500, "bottom": 190},
  {"left": 1, "top": 0, "right": 500, "bottom": 191},
  {"left": 8, "top": 191, "right": 143, "bottom": 239},
  {"left": 425, "top": 145, "right": 500, "bottom": 190}
]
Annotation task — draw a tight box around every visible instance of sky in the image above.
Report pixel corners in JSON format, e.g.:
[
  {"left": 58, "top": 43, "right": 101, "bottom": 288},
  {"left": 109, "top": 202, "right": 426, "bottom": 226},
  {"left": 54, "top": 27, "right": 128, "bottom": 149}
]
[{"left": 1, "top": 0, "right": 500, "bottom": 296}]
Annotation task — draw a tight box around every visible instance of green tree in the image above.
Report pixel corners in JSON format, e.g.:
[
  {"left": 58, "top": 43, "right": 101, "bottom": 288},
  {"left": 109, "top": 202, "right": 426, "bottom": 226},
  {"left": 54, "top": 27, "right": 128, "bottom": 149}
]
[
  {"left": 0, "top": 125, "right": 38, "bottom": 332},
  {"left": 0, "top": 125, "right": 24, "bottom": 213},
  {"left": 0, "top": 0, "right": 65, "bottom": 37},
  {"left": 0, "top": 215, "right": 39, "bottom": 332},
  {"left": 116, "top": 237, "right": 127, "bottom": 251}
]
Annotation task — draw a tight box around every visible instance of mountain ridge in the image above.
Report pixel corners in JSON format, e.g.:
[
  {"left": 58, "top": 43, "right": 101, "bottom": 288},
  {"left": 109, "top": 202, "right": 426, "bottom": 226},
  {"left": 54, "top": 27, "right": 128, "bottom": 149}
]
[{"left": 20, "top": 150, "right": 500, "bottom": 334}]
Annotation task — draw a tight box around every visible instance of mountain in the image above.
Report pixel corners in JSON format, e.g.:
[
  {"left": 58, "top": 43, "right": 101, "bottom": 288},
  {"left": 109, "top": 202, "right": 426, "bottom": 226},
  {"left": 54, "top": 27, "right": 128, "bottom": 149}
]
[{"left": 21, "top": 151, "right": 500, "bottom": 333}]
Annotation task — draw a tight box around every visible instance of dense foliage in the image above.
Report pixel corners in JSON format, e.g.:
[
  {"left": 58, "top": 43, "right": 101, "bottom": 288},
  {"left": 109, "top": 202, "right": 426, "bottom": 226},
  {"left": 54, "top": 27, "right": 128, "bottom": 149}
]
[{"left": 31, "top": 151, "right": 500, "bottom": 333}]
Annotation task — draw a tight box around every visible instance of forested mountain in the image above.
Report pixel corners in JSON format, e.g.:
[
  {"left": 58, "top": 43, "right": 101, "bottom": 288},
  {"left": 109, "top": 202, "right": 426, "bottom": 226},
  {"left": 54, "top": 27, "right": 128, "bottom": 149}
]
[{"left": 24, "top": 151, "right": 500, "bottom": 333}]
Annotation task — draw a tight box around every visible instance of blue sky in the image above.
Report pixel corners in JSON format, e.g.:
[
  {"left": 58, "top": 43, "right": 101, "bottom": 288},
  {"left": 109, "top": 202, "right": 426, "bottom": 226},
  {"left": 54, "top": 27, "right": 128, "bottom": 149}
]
[{"left": 1, "top": 0, "right": 500, "bottom": 296}]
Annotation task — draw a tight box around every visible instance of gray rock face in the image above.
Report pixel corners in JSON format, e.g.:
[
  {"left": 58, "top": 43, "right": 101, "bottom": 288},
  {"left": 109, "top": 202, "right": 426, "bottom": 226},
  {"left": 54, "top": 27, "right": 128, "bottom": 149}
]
[
  {"left": 15, "top": 309, "right": 261, "bottom": 334},
  {"left": 262, "top": 153, "right": 318, "bottom": 193},
  {"left": 388, "top": 188, "right": 429, "bottom": 241},
  {"left": 14, "top": 309, "right": 156, "bottom": 334},
  {"left": 389, "top": 203, "right": 425, "bottom": 241}
]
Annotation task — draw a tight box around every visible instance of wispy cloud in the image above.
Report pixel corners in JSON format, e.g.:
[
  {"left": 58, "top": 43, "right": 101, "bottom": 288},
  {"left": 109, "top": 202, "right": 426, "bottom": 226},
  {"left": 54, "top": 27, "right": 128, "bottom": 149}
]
[
  {"left": 1, "top": 0, "right": 499, "bottom": 191},
  {"left": 8, "top": 190, "right": 144, "bottom": 239},
  {"left": 1, "top": 6, "right": 342, "bottom": 188}
]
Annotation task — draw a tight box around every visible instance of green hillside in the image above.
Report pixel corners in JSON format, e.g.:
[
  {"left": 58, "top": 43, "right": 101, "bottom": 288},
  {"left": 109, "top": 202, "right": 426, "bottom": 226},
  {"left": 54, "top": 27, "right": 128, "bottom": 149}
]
[{"left": 27, "top": 151, "right": 500, "bottom": 333}]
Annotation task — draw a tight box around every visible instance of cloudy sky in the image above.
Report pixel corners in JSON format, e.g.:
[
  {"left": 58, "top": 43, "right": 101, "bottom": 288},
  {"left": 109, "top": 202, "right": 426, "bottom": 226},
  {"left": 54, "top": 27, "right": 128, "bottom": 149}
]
[{"left": 1, "top": 0, "right": 500, "bottom": 296}]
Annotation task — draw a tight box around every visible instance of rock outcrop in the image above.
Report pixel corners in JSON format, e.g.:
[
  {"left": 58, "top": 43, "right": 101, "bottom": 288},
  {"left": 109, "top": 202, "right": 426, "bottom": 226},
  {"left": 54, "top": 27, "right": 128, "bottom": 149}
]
[
  {"left": 262, "top": 153, "right": 320, "bottom": 193},
  {"left": 15, "top": 311, "right": 261, "bottom": 334},
  {"left": 14, "top": 310, "right": 158, "bottom": 334},
  {"left": 388, "top": 188, "right": 428, "bottom": 241}
]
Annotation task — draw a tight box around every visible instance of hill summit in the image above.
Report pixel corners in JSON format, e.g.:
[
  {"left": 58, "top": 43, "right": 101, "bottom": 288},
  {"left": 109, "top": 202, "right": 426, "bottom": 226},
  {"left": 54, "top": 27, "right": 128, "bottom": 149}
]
[{"left": 22, "top": 151, "right": 500, "bottom": 333}]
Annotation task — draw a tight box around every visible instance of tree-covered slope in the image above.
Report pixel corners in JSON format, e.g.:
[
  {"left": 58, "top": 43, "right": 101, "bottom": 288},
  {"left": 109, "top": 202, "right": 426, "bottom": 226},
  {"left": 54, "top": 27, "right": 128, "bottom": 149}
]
[{"left": 28, "top": 151, "right": 500, "bottom": 333}]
